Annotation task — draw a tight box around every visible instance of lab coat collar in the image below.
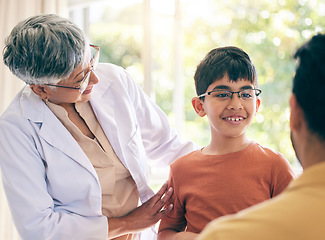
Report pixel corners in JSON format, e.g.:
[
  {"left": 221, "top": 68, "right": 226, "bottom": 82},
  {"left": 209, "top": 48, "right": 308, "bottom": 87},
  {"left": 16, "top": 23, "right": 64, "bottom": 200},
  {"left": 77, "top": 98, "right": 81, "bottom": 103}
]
[
  {"left": 20, "top": 86, "right": 45, "bottom": 122},
  {"left": 91, "top": 63, "right": 114, "bottom": 98}
]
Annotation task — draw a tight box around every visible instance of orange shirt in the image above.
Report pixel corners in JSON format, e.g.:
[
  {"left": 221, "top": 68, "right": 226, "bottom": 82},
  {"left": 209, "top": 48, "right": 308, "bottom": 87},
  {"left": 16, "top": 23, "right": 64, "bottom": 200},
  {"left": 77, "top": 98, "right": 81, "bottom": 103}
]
[
  {"left": 197, "top": 161, "right": 325, "bottom": 240},
  {"left": 160, "top": 142, "right": 295, "bottom": 233}
]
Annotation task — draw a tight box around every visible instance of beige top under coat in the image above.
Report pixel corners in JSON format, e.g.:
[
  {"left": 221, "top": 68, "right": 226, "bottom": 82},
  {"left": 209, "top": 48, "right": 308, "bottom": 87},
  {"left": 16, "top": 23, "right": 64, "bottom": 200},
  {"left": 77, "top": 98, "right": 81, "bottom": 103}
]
[{"left": 47, "top": 101, "right": 139, "bottom": 240}]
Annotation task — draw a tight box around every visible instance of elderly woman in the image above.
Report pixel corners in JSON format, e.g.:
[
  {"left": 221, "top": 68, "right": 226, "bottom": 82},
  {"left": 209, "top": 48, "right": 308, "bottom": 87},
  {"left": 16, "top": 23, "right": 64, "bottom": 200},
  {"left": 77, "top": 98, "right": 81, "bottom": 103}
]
[{"left": 0, "top": 14, "right": 197, "bottom": 240}]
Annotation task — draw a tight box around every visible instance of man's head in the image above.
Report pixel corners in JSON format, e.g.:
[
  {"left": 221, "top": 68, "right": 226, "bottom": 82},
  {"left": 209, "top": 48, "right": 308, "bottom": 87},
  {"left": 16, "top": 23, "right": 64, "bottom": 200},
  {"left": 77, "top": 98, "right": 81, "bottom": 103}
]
[
  {"left": 292, "top": 34, "right": 325, "bottom": 141},
  {"left": 194, "top": 46, "right": 258, "bottom": 100},
  {"left": 290, "top": 33, "right": 325, "bottom": 168}
]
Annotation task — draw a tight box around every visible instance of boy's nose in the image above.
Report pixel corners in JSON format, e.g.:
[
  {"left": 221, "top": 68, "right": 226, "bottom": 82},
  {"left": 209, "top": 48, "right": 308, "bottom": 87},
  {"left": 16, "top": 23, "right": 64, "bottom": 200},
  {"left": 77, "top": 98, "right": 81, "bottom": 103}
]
[{"left": 227, "top": 94, "right": 243, "bottom": 110}]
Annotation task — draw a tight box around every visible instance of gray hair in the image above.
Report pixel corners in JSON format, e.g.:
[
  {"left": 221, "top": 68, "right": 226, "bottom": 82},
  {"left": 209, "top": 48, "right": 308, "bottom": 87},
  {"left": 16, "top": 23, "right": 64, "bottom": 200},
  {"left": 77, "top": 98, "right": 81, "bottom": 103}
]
[{"left": 3, "top": 14, "right": 87, "bottom": 85}]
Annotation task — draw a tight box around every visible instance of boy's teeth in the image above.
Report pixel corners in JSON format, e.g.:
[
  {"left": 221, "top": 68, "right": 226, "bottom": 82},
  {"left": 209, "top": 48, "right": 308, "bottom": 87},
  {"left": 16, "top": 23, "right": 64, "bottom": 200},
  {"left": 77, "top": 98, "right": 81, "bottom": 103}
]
[{"left": 226, "top": 117, "right": 243, "bottom": 122}]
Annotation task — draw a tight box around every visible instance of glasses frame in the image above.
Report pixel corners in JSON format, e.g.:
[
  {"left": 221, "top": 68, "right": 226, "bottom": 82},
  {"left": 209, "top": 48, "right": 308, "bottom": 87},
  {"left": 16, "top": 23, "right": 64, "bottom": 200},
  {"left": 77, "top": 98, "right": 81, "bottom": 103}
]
[
  {"left": 44, "top": 44, "right": 100, "bottom": 94},
  {"left": 198, "top": 88, "right": 262, "bottom": 100}
]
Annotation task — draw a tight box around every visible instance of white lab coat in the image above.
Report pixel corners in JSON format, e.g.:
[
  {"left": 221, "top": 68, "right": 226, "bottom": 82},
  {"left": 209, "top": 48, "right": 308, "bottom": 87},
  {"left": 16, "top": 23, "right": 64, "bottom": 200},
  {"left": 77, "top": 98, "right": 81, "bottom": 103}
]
[{"left": 0, "top": 63, "right": 197, "bottom": 240}]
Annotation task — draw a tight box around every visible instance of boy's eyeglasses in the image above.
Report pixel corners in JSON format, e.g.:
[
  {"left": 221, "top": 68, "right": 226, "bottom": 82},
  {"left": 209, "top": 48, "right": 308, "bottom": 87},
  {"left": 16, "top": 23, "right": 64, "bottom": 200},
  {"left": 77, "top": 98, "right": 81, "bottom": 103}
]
[
  {"left": 198, "top": 89, "right": 262, "bottom": 101},
  {"left": 45, "top": 44, "right": 100, "bottom": 94}
]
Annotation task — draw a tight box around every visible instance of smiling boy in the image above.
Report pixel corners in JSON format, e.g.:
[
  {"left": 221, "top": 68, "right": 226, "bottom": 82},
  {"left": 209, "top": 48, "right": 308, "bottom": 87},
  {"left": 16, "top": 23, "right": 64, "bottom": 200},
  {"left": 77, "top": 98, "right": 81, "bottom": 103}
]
[{"left": 157, "top": 46, "right": 295, "bottom": 240}]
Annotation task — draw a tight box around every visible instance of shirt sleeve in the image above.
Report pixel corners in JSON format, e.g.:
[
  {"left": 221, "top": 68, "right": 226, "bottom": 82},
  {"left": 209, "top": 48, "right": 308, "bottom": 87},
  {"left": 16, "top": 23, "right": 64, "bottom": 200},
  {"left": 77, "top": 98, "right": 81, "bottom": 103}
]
[
  {"left": 271, "top": 153, "right": 296, "bottom": 197},
  {"left": 160, "top": 164, "right": 187, "bottom": 228}
]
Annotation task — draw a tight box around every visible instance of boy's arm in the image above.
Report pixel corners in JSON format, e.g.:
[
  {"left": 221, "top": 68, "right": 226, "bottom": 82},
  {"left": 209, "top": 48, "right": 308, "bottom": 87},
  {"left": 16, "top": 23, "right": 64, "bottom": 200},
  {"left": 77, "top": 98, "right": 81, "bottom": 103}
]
[
  {"left": 271, "top": 153, "right": 296, "bottom": 197},
  {"left": 158, "top": 221, "right": 197, "bottom": 240}
]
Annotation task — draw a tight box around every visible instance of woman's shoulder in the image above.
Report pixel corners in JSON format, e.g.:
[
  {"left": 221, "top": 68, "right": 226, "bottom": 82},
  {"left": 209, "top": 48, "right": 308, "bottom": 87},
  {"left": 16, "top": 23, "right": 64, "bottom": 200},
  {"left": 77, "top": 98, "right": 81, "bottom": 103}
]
[
  {"left": 95, "top": 63, "right": 128, "bottom": 81},
  {"left": 1, "top": 89, "right": 26, "bottom": 122},
  {"left": 0, "top": 87, "right": 45, "bottom": 134},
  {"left": 95, "top": 63, "right": 136, "bottom": 92}
]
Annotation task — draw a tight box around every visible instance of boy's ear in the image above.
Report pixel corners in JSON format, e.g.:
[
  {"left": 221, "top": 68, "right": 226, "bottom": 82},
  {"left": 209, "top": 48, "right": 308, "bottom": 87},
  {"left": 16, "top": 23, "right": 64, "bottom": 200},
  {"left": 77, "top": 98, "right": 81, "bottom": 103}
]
[
  {"left": 255, "top": 98, "right": 261, "bottom": 114},
  {"left": 29, "top": 84, "right": 50, "bottom": 100},
  {"left": 192, "top": 97, "right": 206, "bottom": 117}
]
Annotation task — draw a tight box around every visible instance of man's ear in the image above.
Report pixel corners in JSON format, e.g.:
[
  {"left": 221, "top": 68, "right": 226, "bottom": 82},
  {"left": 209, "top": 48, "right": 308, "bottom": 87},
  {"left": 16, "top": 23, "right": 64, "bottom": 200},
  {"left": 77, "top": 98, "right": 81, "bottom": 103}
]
[
  {"left": 29, "top": 84, "right": 50, "bottom": 100},
  {"left": 290, "top": 93, "right": 304, "bottom": 132},
  {"left": 192, "top": 97, "right": 206, "bottom": 117}
]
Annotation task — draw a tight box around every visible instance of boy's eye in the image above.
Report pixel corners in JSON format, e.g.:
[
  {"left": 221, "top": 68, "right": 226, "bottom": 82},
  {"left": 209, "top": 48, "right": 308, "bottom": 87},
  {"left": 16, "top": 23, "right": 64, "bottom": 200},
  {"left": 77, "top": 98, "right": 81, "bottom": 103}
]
[
  {"left": 213, "top": 91, "right": 231, "bottom": 98},
  {"left": 240, "top": 91, "right": 253, "bottom": 99},
  {"left": 216, "top": 93, "right": 230, "bottom": 98}
]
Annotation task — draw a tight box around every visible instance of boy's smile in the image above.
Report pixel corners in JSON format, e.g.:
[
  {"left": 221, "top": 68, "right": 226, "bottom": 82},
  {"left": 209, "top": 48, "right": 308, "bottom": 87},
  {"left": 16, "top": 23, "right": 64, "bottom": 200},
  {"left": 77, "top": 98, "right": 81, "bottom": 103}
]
[{"left": 223, "top": 115, "right": 246, "bottom": 124}]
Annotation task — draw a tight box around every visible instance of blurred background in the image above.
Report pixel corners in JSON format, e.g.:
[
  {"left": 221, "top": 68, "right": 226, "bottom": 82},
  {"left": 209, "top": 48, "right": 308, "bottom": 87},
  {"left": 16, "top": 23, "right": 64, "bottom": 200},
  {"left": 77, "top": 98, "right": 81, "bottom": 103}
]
[{"left": 0, "top": 0, "right": 324, "bottom": 238}]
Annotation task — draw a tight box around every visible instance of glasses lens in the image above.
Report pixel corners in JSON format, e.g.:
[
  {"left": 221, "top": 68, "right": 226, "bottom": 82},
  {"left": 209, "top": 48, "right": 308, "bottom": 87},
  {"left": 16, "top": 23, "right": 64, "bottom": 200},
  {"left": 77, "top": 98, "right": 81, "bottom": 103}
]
[
  {"left": 239, "top": 90, "right": 258, "bottom": 100},
  {"left": 90, "top": 46, "right": 99, "bottom": 70},
  {"left": 211, "top": 90, "right": 232, "bottom": 99},
  {"left": 79, "top": 71, "right": 91, "bottom": 93}
]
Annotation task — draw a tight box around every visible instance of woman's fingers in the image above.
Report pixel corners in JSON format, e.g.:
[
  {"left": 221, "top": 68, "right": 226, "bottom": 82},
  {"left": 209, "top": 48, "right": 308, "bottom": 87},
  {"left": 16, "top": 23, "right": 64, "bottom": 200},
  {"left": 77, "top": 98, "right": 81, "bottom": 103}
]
[
  {"left": 120, "top": 182, "right": 174, "bottom": 234},
  {"left": 154, "top": 187, "right": 173, "bottom": 212},
  {"left": 148, "top": 181, "right": 173, "bottom": 212},
  {"left": 151, "top": 181, "right": 168, "bottom": 203},
  {"left": 155, "top": 203, "right": 173, "bottom": 220}
]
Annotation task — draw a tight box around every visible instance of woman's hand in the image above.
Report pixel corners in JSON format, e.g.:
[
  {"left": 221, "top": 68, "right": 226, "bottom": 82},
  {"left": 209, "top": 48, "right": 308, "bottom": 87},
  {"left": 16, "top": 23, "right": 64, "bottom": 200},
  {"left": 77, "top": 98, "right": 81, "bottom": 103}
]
[{"left": 107, "top": 182, "right": 173, "bottom": 238}]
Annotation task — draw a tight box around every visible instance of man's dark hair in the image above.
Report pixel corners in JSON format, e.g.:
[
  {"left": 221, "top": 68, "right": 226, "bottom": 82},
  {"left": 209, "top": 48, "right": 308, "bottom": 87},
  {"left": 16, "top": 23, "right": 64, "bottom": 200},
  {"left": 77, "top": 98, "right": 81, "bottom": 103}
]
[{"left": 293, "top": 33, "right": 325, "bottom": 140}]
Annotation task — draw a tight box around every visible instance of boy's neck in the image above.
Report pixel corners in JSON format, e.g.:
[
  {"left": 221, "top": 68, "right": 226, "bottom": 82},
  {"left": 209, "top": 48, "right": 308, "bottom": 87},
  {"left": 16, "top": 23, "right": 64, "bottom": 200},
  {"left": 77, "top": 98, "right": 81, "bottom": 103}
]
[{"left": 202, "top": 135, "right": 252, "bottom": 155}]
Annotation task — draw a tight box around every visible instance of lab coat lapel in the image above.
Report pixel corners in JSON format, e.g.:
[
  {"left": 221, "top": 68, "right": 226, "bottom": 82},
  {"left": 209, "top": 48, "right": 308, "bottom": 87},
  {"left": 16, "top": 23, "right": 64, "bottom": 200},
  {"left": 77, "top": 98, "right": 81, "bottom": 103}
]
[
  {"left": 89, "top": 64, "right": 155, "bottom": 202},
  {"left": 92, "top": 90, "right": 151, "bottom": 201},
  {"left": 90, "top": 71, "right": 134, "bottom": 169},
  {"left": 20, "top": 87, "right": 99, "bottom": 180},
  {"left": 40, "top": 112, "right": 99, "bottom": 180},
  {"left": 90, "top": 69, "right": 150, "bottom": 201},
  {"left": 90, "top": 87, "right": 124, "bottom": 164}
]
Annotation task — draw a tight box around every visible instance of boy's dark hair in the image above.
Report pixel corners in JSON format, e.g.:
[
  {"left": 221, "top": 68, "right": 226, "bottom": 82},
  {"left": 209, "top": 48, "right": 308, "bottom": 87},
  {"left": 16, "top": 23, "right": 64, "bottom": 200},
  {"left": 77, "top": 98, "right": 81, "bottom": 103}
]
[
  {"left": 194, "top": 46, "right": 257, "bottom": 100},
  {"left": 292, "top": 33, "right": 325, "bottom": 141}
]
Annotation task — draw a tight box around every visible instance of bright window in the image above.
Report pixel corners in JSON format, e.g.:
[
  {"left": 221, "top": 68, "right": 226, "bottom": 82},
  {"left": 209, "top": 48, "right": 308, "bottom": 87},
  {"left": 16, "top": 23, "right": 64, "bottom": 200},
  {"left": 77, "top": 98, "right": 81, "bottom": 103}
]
[{"left": 69, "top": 0, "right": 323, "bottom": 183}]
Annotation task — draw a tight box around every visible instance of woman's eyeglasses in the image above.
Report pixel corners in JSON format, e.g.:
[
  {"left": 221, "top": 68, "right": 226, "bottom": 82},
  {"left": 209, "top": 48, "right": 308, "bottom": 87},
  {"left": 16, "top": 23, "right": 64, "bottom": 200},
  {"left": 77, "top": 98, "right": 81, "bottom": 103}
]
[{"left": 45, "top": 44, "right": 100, "bottom": 94}]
